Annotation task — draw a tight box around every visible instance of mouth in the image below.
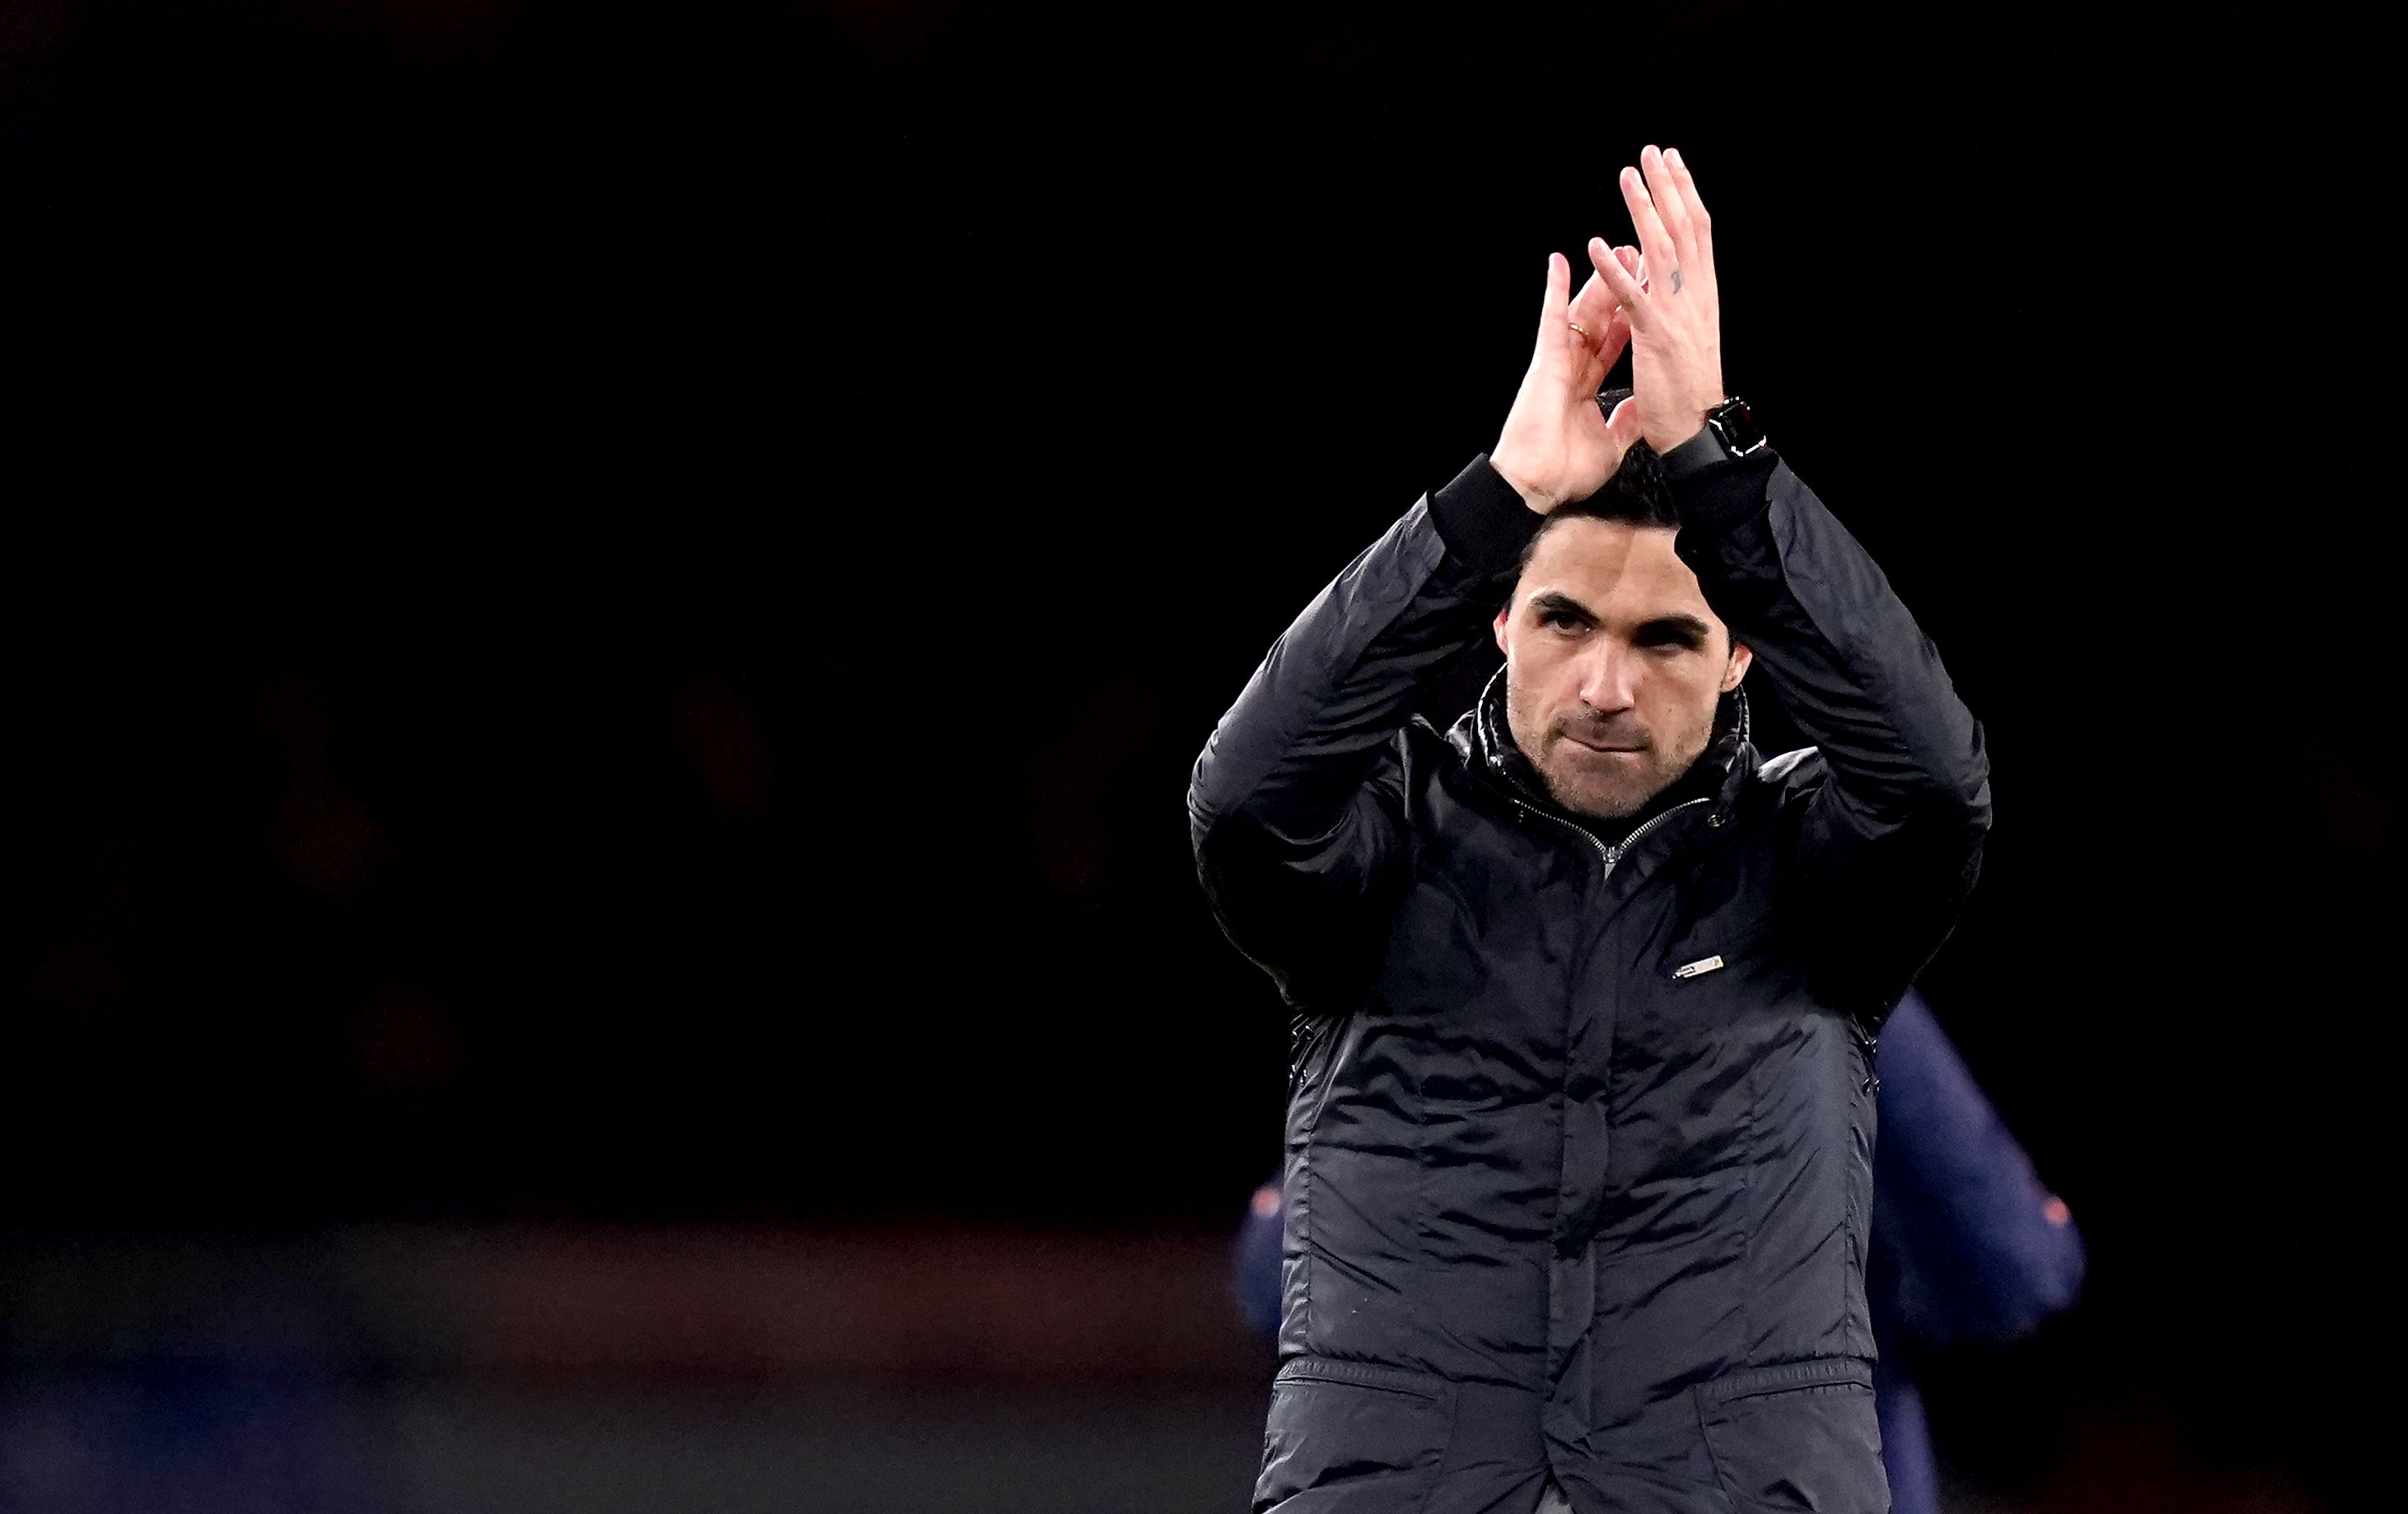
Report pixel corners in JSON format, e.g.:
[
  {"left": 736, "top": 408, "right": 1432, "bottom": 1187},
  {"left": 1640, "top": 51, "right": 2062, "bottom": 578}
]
[{"left": 1559, "top": 733, "right": 1645, "bottom": 755}]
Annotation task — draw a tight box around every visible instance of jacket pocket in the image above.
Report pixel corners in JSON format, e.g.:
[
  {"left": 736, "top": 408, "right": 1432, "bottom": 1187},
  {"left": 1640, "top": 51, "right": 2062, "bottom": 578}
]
[
  {"left": 1255, "top": 1357, "right": 1453, "bottom": 1512},
  {"left": 1692, "top": 1358, "right": 1884, "bottom": 1514}
]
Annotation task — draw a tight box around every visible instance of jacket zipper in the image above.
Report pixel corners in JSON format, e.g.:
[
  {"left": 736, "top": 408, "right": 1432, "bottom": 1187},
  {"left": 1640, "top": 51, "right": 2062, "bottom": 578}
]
[{"left": 1513, "top": 795, "right": 1712, "bottom": 882}]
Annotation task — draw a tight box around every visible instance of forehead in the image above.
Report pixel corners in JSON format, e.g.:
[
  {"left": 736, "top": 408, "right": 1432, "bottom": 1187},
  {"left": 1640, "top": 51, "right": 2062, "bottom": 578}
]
[{"left": 1515, "top": 517, "right": 1713, "bottom": 622}]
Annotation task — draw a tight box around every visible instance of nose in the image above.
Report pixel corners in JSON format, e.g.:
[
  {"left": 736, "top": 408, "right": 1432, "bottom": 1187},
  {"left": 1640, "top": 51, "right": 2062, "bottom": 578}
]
[{"left": 1574, "top": 639, "right": 1638, "bottom": 713}]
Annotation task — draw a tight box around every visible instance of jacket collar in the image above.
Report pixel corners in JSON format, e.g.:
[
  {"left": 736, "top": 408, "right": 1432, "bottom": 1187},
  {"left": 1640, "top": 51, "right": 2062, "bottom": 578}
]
[{"left": 1459, "top": 665, "right": 1754, "bottom": 838}]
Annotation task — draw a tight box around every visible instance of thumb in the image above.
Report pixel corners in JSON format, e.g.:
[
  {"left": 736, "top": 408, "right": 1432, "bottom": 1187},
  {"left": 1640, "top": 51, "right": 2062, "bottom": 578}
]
[{"left": 1604, "top": 395, "right": 1646, "bottom": 453}]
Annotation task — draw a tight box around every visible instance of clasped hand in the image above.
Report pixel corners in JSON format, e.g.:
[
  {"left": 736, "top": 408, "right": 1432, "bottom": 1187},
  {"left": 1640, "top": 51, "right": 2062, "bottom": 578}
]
[{"left": 1489, "top": 145, "right": 1727, "bottom": 514}]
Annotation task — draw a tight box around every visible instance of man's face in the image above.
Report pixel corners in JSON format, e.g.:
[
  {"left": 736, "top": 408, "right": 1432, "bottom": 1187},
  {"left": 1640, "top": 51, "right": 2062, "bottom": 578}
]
[{"left": 1494, "top": 516, "right": 1751, "bottom": 821}]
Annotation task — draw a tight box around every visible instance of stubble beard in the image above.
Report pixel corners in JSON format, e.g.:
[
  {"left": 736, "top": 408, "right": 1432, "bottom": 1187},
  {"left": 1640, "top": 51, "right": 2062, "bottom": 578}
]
[
  {"left": 1507, "top": 685, "right": 1709, "bottom": 824},
  {"left": 1534, "top": 738, "right": 1684, "bottom": 822}
]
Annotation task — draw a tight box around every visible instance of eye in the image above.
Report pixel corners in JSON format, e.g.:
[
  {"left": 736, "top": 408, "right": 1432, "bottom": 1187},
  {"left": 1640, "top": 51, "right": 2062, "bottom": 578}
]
[
  {"left": 1539, "top": 610, "right": 1585, "bottom": 633},
  {"left": 1633, "top": 624, "right": 1709, "bottom": 656}
]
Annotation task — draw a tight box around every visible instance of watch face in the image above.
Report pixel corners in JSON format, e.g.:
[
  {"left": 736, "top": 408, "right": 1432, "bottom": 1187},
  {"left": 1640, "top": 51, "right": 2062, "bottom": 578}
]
[{"left": 1710, "top": 400, "right": 1767, "bottom": 456}]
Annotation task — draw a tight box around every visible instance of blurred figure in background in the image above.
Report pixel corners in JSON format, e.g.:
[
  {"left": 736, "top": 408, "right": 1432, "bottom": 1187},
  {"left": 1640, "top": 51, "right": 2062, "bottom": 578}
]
[
  {"left": 1861, "top": 992, "right": 2084, "bottom": 1513},
  {"left": 1234, "top": 989, "right": 2083, "bottom": 1514}
]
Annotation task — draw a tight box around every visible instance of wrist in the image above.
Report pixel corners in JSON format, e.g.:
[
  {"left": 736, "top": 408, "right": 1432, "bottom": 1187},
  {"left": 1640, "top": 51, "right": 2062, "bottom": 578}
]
[
  {"left": 1486, "top": 447, "right": 1562, "bottom": 515},
  {"left": 1648, "top": 385, "right": 1725, "bottom": 455},
  {"left": 1655, "top": 422, "right": 1708, "bottom": 456}
]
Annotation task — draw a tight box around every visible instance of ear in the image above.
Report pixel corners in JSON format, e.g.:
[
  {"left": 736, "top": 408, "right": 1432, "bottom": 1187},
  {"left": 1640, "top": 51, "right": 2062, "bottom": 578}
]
[
  {"left": 1494, "top": 600, "right": 1512, "bottom": 658},
  {"left": 1719, "top": 639, "right": 1752, "bottom": 693}
]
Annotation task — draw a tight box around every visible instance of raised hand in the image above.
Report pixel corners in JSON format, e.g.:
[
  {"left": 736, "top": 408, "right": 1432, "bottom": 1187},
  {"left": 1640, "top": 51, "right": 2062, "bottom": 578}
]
[
  {"left": 1586, "top": 145, "right": 1724, "bottom": 455},
  {"left": 1489, "top": 245, "right": 1649, "bottom": 514}
]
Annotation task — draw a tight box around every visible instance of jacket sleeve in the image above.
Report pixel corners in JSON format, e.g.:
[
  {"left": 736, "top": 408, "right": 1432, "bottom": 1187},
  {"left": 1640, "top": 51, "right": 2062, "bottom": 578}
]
[
  {"left": 1868, "top": 993, "right": 2086, "bottom": 1345},
  {"left": 1188, "top": 457, "right": 1536, "bottom": 1011},
  {"left": 1665, "top": 437, "right": 1993, "bottom": 1018}
]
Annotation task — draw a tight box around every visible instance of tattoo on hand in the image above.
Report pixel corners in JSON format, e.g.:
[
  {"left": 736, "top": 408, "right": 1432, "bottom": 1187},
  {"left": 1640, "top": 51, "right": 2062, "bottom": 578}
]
[{"left": 1670, "top": 269, "right": 1684, "bottom": 293}]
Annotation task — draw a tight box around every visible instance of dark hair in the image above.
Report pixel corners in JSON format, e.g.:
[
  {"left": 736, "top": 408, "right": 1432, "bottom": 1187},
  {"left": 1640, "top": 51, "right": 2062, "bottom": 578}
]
[{"left": 1516, "top": 386, "right": 1677, "bottom": 573}]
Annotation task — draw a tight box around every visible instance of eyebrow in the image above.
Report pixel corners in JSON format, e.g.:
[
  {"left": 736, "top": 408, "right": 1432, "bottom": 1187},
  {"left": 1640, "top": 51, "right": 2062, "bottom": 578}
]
[
  {"left": 1632, "top": 614, "right": 1714, "bottom": 647},
  {"left": 1527, "top": 591, "right": 1599, "bottom": 628}
]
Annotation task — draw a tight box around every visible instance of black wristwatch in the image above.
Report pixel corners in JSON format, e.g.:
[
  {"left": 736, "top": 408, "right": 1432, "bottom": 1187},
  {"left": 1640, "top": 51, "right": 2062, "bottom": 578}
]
[{"left": 1701, "top": 397, "right": 1769, "bottom": 459}]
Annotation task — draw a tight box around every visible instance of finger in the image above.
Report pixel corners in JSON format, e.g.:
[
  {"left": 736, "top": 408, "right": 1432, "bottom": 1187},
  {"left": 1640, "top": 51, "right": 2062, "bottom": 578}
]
[
  {"left": 1663, "top": 147, "right": 1714, "bottom": 271},
  {"left": 1640, "top": 144, "right": 1696, "bottom": 267},
  {"left": 1570, "top": 244, "right": 1644, "bottom": 329},
  {"left": 1535, "top": 250, "right": 1572, "bottom": 357},
  {"left": 1564, "top": 297, "right": 1628, "bottom": 382},
  {"left": 1569, "top": 269, "right": 1613, "bottom": 331},
  {"left": 1619, "top": 162, "right": 1676, "bottom": 292},
  {"left": 1586, "top": 301, "right": 1632, "bottom": 373},
  {"left": 1603, "top": 395, "right": 1646, "bottom": 454},
  {"left": 1616, "top": 243, "right": 1645, "bottom": 297},
  {"left": 1586, "top": 234, "right": 1648, "bottom": 326},
  {"left": 1568, "top": 269, "right": 1629, "bottom": 343}
]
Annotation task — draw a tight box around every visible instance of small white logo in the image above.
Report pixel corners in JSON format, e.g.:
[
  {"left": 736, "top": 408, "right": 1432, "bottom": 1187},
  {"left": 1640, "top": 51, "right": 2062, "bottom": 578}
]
[{"left": 1672, "top": 955, "right": 1725, "bottom": 980}]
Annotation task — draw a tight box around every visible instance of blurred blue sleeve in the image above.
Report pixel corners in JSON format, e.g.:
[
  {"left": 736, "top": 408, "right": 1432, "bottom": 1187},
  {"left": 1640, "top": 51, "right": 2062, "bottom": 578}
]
[
  {"left": 1868, "top": 991, "right": 2087, "bottom": 1346},
  {"left": 1233, "top": 1172, "right": 1285, "bottom": 1340}
]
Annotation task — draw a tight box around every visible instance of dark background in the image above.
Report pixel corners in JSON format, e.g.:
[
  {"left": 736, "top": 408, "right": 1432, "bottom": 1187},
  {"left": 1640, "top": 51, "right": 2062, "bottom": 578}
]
[{"left": 2, "top": 2, "right": 2385, "bottom": 1509}]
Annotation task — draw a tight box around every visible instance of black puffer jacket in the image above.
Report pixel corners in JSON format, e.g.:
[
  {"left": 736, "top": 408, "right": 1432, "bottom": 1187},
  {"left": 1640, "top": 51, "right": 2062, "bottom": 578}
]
[{"left": 1189, "top": 441, "right": 1990, "bottom": 1514}]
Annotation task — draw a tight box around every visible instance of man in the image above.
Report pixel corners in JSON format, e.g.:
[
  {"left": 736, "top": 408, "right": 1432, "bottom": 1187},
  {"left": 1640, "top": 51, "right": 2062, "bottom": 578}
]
[{"left": 1188, "top": 147, "right": 1990, "bottom": 1513}]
